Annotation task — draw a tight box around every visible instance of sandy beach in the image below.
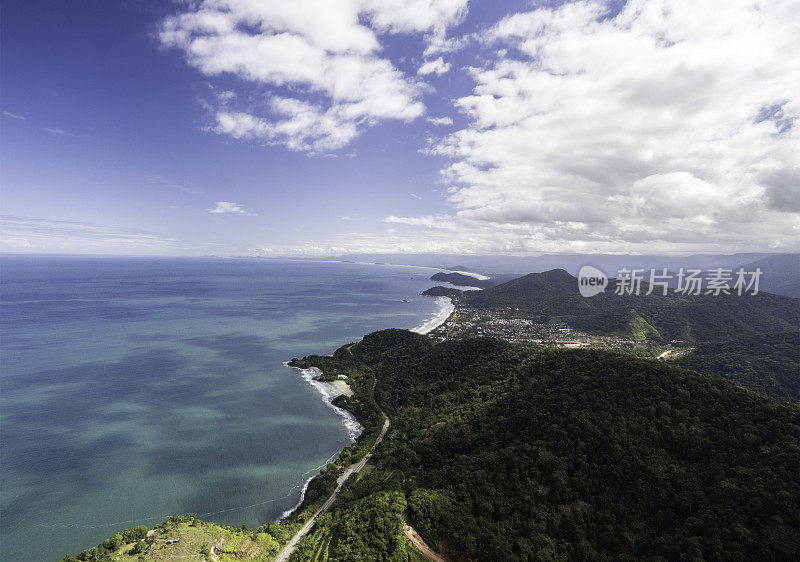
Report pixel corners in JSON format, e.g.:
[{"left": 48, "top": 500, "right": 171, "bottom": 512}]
[
  {"left": 286, "top": 365, "right": 363, "bottom": 439},
  {"left": 317, "top": 379, "right": 354, "bottom": 397},
  {"left": 412, "top": 296, "right": 455, "bottom": 334}
]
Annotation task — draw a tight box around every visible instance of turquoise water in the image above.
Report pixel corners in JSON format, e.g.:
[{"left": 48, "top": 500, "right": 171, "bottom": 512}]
[{"left": 0, "top": 257, "right": 443, "bottom": 560}]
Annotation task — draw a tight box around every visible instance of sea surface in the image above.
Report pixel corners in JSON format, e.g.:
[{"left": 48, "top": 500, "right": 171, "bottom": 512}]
[{"left": 0, "top": 256, "right": 446, "bottom": 560}]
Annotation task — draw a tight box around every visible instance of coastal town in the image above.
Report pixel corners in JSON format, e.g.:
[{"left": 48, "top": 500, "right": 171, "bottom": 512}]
[{"left": 427, "top": 300, "right": 694, "bottom": 360}]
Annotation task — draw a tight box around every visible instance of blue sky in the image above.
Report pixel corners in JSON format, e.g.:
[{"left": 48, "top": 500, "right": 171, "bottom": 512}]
[{"left": 2, "top": 0, "right": 798, "bottom": 256}]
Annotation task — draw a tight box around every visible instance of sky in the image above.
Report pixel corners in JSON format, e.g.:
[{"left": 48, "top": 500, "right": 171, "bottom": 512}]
[{"left": 1, "top": 0, "right": 799, "bottom": 257}]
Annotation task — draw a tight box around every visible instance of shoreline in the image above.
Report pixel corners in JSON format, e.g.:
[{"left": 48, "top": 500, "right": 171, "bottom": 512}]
[
  {"left": 277, "top": 471, "right": 314, "bottom": 522},
  {"left": 279, "top": 290, "right": 451, "bottom": 522},
  {"left": 412, "top": 296, "right": 455, "bottom": 334},
  {"left": 284, "top": 364, "right": 362, "bottom": 439},
  {"left": 277, "top": 287, "right": 452, "bottom": 522},
  {"left": 279, "top": 364, "right": 363, "bottom": 521}
]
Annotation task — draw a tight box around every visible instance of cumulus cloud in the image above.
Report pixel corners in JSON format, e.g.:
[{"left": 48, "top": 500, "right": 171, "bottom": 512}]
[
  {"left": 207, "top": 201, "right": 254, "bottom": 215},
  {"left": 427, "top": 116, "right": 453, "bottom": 126},
  {"left": 215, "top": 99, "right": 363, "bottom": 152},
  {"left": 417, "top": 57, "right": 451, "bottom": 75},
  {"left": 160, "top": 0, "right": 466, "bottom": 153},
  {"left": 395, "top": 0, "right": 800, "bottom": 253},
  {"left": 363, "top": 0, "right": 467, "bottom": 34}
]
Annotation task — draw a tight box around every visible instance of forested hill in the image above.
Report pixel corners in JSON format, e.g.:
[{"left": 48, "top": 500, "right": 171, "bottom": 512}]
[
  {"left": 291, "top": 330, "right": 799, "bottom": 561},
  {"left": 462, "top": 269, "right": 800, "bottom": 342},
  {"left": 676, "top": 331, "right": 799, "bottom": 402}
]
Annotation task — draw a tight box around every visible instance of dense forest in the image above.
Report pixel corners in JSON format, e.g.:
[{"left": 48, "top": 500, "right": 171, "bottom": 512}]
[
  {"left": 460, "top": 269, "right": 800, "bottom": 342},
  {"left": 676, "top": 331, "right": 799, "bottom": 402},
  {"left": 291, "top": 330, "right": 800, "bottom": 561}
]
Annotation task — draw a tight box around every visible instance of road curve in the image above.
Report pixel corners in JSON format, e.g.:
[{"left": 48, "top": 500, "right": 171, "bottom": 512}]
[{"left": 274, "top": 416, "right": 390, "bottom": 562}]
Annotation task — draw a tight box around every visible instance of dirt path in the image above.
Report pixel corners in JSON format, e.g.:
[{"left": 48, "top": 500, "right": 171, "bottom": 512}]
[{"left": 402, "top": 515, "right": 450, "bottom": 562}]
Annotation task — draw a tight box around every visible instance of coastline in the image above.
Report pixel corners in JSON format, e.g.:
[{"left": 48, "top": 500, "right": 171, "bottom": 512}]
[
  {"left": 278, "top": 478, "right": 314, "bottom": 522},
  {"left": 279, "top": 364, "right": 363, "bottom": 521},
  {"left": 279, "top": 289, "right": 450, "bottom": 522},
  {"left": 284, "top": 364, "right": 362, "bottom": 439},
  {"left": 42, "top": 260, "right": 468, "bottom": 560},
  {"left": 412, "top": 296, "right": 455, "bottom": 334}
]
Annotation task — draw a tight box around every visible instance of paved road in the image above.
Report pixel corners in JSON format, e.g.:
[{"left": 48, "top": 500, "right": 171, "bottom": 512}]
[{"left": 274, "top": 416, "right": 390, "bottom": 562}]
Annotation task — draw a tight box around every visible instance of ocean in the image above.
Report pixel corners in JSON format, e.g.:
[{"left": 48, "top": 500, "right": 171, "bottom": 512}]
[{"left": 0, "top": 256, "right": 448, "bottom": 561}]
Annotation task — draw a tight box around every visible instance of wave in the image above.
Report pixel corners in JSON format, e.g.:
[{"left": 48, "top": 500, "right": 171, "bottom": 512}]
[
  {"left": 284, "top": 363, "right": 363, "bottom": 441},
  {"left": 279, "top": 363, "right": 363, "bottom": 520},
  {"left": 412, "top": 296, "right": 455, "bottom": 334},
  {"left": 275, "top": 449, "right": 340, "bottom": 522}
]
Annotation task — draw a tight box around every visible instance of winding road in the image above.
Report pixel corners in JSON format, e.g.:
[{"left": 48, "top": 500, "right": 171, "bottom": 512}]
[{"left": 274, "top": 415, "right": 390, "bottom": 562}]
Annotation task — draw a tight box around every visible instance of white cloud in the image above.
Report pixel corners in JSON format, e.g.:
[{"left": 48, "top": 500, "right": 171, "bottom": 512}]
[
  {"left": 251, "top": 226, "right": 512, "bottom": 255},
  {"left": 0, "top": 216, "right": 196, "bottom": 255},
  {"left": 43, "top": 127, "right": 81, "bottom": 137},
  {"left": 417, "top": 56, "right": 451, "bottom": 76},
  {"left": 2, "top": 111, "right": 25, "bottom": 120},
  {"left": 427, "top": 116, "right": 453, "bottom": 126},
  {"left": 362, "top": 0, "right": 467, "bottom": 34},
  {"left": 396, "top": 0, "right": 800, "bottom": 253},
  {"left": 207, "top": 201, "right": 254, "bottom": 215},
  {"left": 256, "top": 243, "right": 351, "bottom": 256},
  {"left": 364, "top": 0, "right": 468, "bottom": 58},
  {"left": 385, "top": 214, "right": 451, "bottom": 228},
  {"left": 160, "top": 0, "right": 465, "bottom": 153},
  {"left": 215, "top": 99, "right": 364, "bottom": 152}
]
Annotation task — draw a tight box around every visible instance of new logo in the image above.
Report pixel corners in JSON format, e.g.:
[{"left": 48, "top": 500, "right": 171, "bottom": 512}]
[{"left": 578, "top": 265, "right": 608, "bottom": 297}]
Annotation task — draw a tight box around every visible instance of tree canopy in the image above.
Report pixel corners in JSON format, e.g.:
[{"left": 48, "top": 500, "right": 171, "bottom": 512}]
[{"left": 295, "top": 330, "right": 799, "bottom": 561}]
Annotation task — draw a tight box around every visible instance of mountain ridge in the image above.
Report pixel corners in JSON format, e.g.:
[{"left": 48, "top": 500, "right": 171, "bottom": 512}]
[{"left": 460, "top": 268, "right": 800, "bottom": 342}]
